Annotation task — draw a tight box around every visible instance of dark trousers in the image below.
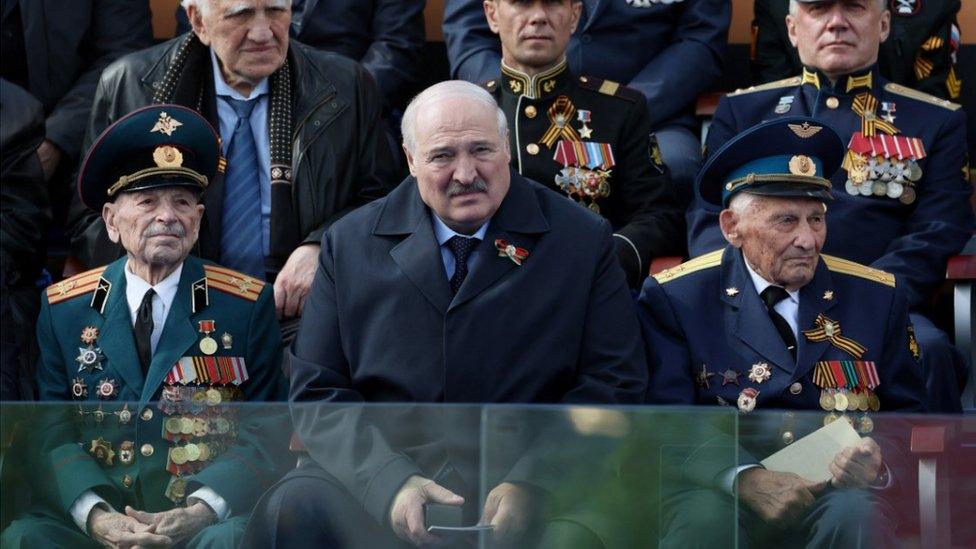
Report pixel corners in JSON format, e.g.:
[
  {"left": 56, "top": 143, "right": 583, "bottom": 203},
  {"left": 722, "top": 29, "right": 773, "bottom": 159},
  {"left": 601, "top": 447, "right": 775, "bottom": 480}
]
[
  {"left": 658, "top": 487, "right": 899, "bottom": 548},
  {"left": 912, "top": 313, "right": 968, "bottom": 414}
]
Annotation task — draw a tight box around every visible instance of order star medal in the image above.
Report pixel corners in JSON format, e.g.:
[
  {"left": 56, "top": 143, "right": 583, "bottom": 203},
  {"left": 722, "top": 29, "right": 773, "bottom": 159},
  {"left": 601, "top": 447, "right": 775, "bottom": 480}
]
[
  {"left": 76, "top": 346, "right": 105, "bottom": 373},
  {"left": 198, "top": 320, "right": 218, "bottom": 355}
]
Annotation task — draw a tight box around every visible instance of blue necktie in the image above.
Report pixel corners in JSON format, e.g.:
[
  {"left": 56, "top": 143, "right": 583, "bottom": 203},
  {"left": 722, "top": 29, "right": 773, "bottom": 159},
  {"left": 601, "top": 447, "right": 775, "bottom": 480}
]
[
  {"left": 220, "top": 97, "right": 265, "bottom": 278},
  {"left": 447, "top": 236, "right": 479, "bottom": 294}
]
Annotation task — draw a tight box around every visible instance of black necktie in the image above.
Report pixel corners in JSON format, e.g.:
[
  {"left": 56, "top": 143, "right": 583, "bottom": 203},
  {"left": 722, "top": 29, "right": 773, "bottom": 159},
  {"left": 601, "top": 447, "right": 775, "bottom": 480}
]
[
  {"left": 446, "top": 236, "right": 479, "bottom": 294},
  {"left": 134, "top": 289, "right": 155, "bottom": 371},
  {"left": 760, "top": 286, "right": 797, "bottom": 360}
]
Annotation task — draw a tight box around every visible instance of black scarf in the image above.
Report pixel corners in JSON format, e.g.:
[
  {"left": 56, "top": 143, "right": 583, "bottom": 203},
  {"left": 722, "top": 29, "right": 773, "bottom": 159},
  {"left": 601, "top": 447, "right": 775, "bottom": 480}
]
[{"left": 152, "top": 33, "right": 300, "bottom": 275}]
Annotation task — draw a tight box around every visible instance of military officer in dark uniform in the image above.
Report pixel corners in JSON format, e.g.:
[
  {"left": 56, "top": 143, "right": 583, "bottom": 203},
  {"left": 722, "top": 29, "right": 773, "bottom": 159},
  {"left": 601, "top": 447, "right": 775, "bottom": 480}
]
[
  {"left": 687, "top": 0, "right": 973, "bottom": 412},
  {"left": 479, "top": 0, "right": 684, "bottom": 287},
  {"left": 1, "top": 105, "right": 287, "bottom": 548},
  {"left": 446, "top": 0, "right": 730, "bottom": 209},
  {"left": 752, "top": 0, "right": 963, "bottom": 101},
  {"left": 642, "top": 117, "right": 925, "bottom": 546}
]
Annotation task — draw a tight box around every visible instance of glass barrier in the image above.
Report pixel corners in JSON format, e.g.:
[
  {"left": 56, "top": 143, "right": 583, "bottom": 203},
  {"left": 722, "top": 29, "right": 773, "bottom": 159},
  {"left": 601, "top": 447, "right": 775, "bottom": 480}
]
[{"left": 0, "top": 402, "right": 972, "bottom": 548}]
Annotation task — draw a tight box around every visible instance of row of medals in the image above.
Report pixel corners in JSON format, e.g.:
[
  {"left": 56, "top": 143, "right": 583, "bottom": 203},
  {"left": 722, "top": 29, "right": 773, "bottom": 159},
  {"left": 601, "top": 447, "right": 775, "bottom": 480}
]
[
  {"left": 554, "top": 166, "right": 611, "bottom": 214},
  {"left": 820, "top": 388, "right": 878, "bottom": 434},
  {"left": 845, "top": 154, "right": 921, "bottom": 204}
]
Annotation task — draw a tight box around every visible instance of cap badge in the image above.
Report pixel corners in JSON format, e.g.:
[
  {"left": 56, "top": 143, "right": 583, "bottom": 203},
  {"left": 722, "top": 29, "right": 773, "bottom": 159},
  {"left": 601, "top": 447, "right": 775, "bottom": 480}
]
[
  {"left": 153, "top": 145, "right": 184, "bottom": 168},
  {"left": 151, "top": 111, "right": 183, "bottom": 136},
  {"left": 788, "top": 122, "right": 823, "bottom": 139},
  {"left": 788, "top": 155, "right": 817, "bottom": 177}
]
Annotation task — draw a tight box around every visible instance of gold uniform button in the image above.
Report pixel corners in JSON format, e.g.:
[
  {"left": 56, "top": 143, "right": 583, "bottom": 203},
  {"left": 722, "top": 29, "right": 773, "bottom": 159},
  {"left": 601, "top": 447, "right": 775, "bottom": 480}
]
[
  {"left": 140, "top": 443, "right": 154, "bottom": 457},
  {"left": 579, "top": 76, "right": 588, "bottom": 83},
  {"left": 524, "top": 105, "right": 537, "bottom": 118},
  {"left": 826, "top": 97, "right": 840, "bottom": 109},
  {"left": 782, "top": 431, "right": 795, "bottom": 445},
  {"left": 140, "top": 408, "right": 153, "bottom": 421},
  {"left": 789, "top": 382, "right": 802, "bottom": 395},
  {"left": 526, "top": 143, "right": 540, "bottom": 155},
  {"left": 122, "top": 474, "right": 133, "bottom": 488}
]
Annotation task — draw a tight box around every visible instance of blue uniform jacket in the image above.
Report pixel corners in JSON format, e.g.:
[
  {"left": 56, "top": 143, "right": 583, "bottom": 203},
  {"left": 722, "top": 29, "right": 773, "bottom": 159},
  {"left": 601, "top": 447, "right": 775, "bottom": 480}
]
[
  {"left": 688, "top": 67, "right": 974, "bottom": 309},
  {"left": 443, "top": 0, "right": 730, "bottom": 130},
  {"left": 639, "top": 246, "right": 926, "bottom": 488}
]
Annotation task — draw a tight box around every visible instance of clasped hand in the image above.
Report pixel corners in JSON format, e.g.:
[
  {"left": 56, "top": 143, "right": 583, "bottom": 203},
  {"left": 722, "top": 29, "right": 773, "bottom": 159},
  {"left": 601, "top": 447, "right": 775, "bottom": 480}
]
[{"left": 88, "top": 502, "right": 216, "bottom": 548}]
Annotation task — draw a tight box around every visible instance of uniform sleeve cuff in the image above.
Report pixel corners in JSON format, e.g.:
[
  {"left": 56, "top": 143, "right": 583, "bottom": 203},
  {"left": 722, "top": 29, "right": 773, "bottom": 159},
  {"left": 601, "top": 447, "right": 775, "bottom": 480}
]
[
  {"left": 720, "top": 464, "right": 763, "bottom": 496},
  {"left": 187, "top": 486, "right": 231, "bottom": 521},
  {"left": 69, "top": 490, "right": 113, "bottom": 534}
]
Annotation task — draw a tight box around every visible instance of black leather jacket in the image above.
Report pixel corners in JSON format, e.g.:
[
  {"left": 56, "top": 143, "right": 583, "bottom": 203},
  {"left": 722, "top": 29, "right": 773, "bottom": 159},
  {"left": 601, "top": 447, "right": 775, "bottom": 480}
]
[{"left": 66, "top": 34, "right": 402, "bottom": 270}]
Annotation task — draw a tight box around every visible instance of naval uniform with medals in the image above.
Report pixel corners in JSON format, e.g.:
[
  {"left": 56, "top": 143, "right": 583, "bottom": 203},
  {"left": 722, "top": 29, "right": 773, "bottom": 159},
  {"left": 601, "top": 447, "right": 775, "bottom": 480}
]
[
  {"left": 687, "top": 66, "right": 973, "bottom": 413},
  {"left": 483, "top": 60, "right": 684, "bottom": 287}
]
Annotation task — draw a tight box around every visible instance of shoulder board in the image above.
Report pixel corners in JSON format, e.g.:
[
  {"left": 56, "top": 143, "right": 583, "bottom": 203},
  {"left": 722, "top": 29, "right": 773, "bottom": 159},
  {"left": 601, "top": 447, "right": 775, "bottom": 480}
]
[
  {"left": 883, "top": 83, "right": 960, "bottom": 111},
  {"left": 727, "top": 76, "right": 802, "bottom": 97},
  {"left": 46, "top": 266, "right": 108, "bottom": 305},
  {"left": 653, "top": 249, "right": 724, "bottom": 284},
  {"left": 479, "top": 79, "right": 499, "bottom": 93},
  {"left": 577, "top": 76, "right": 643, "bottom": 103},
  {"left": 821, "top": 254, "right": 895, "bottom": 287},
  {"left": 203, "top": 264, "right": 266, "bottom": 302}
]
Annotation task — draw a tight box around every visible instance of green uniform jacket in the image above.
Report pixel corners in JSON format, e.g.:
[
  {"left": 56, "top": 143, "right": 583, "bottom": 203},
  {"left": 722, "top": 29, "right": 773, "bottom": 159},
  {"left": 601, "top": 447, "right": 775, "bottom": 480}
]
[{"left": 33, "top": 255, "right": 286, "bottom": 517}]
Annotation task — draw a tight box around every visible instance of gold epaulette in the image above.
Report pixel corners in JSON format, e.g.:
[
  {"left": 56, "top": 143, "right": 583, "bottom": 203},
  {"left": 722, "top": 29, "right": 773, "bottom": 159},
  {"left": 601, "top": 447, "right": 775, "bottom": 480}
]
[
  {"left": 727, "top": 76, "right": 802, "bottom": 97},
  {"left": 577, "top": 76, "right": 643, "bottom": 103},
  {"left": 204, "top": 265, "right": 265, "bottom": 302},
  {"left": 822, "top": 254, "right": 895, "bottom": 287},
  {"left": 46, "top": 266, "right": 107, "bottom": 305},
  {"left": 884, "top": 83, "right": 961, "bottom": 111},
  {"left": 653, "top": 249, "right": 724, "bottom": 284}
]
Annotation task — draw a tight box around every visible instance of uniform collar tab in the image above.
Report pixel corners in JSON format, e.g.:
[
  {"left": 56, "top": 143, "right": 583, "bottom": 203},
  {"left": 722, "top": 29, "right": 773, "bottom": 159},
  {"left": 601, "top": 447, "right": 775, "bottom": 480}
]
[
  {"left": 802, "top": 65, "right": 875, "bottom": 94},
  {"left": 500, "top": 58, "right": 569, "bottom": 100}
]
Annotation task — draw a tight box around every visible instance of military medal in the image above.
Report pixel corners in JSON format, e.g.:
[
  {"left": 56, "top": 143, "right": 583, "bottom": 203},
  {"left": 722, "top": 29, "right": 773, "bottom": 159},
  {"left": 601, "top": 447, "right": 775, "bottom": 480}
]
[
  {"left": 96, "top": 378, "right": 117, "bottom": 399},
  {"left": 165, "top": 477, "right": 187, "bottom": 504},
  {"left": 748, "top": 362, "right": 771, "bottom": 384},
  {"left": 819, "top": 389, "right": 836, "bottom": 411},
  {"left": 221, "top": 332, "right": 233, "bottom": 350},
  {"left": 803, "top": 315, "right": 867, "bottom": 358},
  {"left": 117, "top": 404, "right": 132, "bottom": 424},
  {"left": 695, "top": 364, "right": 715, "bottom": 389},
  {"left": 553, "top": 139, "right": 615, "bottom": 212},
  {"left": 494, "top": 239, "right": 530, "bottom": 266},
  {"left": 119, "top": 441, "right": 135, "bottom": 465},
  {"left": 823, "top": 412, "right": 839, "bottom": 426},
  {"left": 206, "top": 388, "right": 222, "bottom": 406},
  {"left": 90, "top": 438, "right": 115, "bottom": 466},
  {"left": 184, "top": 443, "right": 201, "bottom": 462},
  {"left": 76, "top": 326, "right": 106, "bottom": 373},
  {"left": 577, "top": 109, "right": 593, "bottom": 139},
  {"left": 198, "top": 320, "right": 218, "bottom": 355},
  {"left": 737, "top": 388, "right": 759, "bottom": 413},
  {"left": 721, "top": 369, "right": 741, "bottom": 386},
  {"left": 92, "top": 406, "right": 106, "bottom": 423},
  {"left": 71, "top": 378, "right": 88, "bottom": 399},
  {"left": 198, "top": 442, "right": 212, "bottom": 461},
  {"left": 857, "top": 415, "right": 874, "bottom": 434}
]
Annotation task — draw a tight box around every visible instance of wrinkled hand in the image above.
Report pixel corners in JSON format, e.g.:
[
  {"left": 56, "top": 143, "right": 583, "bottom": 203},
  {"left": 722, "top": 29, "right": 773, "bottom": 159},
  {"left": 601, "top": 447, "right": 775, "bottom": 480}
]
[
  {"left": 274, "top": 244, "right": 320, "bottom": 319},
  {"left": 124, "top": 502, "right": 216, "bottom": 546},
  {"left": 389, "top": 475, "right": 464, "bottom": 546},
  {"left": 88, "top": 506, "right": 172, "bottom": 548},
  {"left": 36, "top": 139, "right": 62, "bottom": 181},
  {"left": 737, "top": 468, "right": 827, "bottom": 526},
  {"left": 829, "top": 437, "right": 883, "bottom": 489},
  {"left": 479, "top": 482, "right": 538, "bottom": 547}
]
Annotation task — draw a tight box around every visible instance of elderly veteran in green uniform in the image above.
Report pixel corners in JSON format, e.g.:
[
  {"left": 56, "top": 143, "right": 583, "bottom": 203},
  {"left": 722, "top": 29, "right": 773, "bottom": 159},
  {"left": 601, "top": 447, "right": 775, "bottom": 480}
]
[
  {"left": 640, "top": 117, "right": 925, "bottom": 546},
  {"left": 478, "top": 0, "right": 684, "bottom": 288},
  {"left": 1, "top": 105, "right": 286, "bottom": 548}
]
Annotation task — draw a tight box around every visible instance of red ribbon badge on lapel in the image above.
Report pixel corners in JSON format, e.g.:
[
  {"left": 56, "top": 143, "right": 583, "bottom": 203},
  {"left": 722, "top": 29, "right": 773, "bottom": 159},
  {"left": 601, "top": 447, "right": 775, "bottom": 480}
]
[{"left": 495, "top": 239, "right": 529, "bottom": 266}]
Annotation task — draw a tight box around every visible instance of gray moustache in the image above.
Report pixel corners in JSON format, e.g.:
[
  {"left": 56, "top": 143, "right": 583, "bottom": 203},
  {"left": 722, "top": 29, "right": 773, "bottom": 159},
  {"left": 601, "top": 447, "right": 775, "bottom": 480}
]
[
  {"left": 446, "top": 180, "right": 488, "bottom": 198},
  {"left": 143, "top": 222, "right": 186, "bottom": 238}
]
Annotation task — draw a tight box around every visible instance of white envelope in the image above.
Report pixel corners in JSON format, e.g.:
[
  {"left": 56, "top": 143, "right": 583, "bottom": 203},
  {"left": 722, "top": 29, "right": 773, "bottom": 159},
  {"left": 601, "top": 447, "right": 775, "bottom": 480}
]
[{"left": 760, "top": 417, "right": 863, "bottom": 483}]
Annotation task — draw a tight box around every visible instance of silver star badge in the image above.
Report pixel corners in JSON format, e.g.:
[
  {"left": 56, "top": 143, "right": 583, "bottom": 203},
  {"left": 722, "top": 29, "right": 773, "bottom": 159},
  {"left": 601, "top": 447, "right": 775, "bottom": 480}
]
[
  {"left": 823, "top": 290, "right": 834, "bottom": 301},
  {"left": 725, "top": 287, "right": 739, "bottom": 297}
]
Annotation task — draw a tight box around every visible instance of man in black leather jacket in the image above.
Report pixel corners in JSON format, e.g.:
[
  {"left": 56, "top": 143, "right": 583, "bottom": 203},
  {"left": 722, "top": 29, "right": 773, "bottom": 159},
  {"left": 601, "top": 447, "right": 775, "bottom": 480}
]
[{"left": 66, "top": 0, "right": 401, "bottom": 339}]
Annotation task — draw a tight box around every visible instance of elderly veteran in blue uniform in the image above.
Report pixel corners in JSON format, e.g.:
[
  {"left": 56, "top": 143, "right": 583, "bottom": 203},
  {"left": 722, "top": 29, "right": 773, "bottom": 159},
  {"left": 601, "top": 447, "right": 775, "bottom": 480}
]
[
  {"left": 687, "top": 0, "right": 973, "bottom": 413},
  {"left": 1, "top": 105, "right": 286, "bottom": 548},
  {"left": 242, "top": 80, "right": 647, "bottom": 547},
  {"left": 641, "top": 117, "right": 926, "bottom": 546}
]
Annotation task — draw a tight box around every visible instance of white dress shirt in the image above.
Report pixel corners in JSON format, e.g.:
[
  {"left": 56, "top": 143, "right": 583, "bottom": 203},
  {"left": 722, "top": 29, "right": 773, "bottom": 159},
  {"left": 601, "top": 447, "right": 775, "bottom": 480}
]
[{"left": 743, "top": 260, "right": 800, "bottom": 339}]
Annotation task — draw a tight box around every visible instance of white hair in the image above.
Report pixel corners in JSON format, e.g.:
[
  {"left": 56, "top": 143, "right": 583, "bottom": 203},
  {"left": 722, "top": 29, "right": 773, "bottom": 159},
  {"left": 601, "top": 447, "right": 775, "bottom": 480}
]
[
  {"left": 727, "top": 191, "right": 761, "bottom": 215},
  {"left": 788, "top": 0, "right": 886, "bottom": 16},
  {"left": 181, "top": 0, "right": 209, "bottom": 17},
  {"left": 401, "top": 80, "right": 508, "bottom": 154}
]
